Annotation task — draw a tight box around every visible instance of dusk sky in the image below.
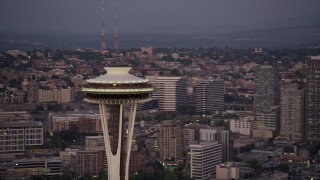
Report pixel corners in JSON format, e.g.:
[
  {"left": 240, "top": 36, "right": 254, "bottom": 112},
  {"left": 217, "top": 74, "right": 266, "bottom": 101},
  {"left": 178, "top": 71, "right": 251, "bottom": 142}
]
[{"left": 1, "top": 0, "right": 320, "bottom": 34}]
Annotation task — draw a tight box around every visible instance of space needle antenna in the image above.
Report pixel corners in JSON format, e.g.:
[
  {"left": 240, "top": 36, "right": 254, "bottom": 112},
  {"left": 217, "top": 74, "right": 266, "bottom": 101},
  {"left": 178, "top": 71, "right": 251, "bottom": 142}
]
[
  {"left": 101, "top": 0, "right": 106, "bottom": 50},
  {"left": 114, "top": 0, "right": 120, "bottom": 62}
]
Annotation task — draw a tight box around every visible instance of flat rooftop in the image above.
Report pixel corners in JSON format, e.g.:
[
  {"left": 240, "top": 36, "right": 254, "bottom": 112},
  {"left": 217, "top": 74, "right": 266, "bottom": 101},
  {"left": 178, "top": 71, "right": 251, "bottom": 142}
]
[{"left": 0, "top": 121, "right": 42, "bottom": 128}]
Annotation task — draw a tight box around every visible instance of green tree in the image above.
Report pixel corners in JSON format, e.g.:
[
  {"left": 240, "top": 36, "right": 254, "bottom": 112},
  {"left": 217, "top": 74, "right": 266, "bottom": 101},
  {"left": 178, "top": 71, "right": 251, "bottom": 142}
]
[
  {"left": 56, "top": 124, "right": 80, "bottom": 142},
  {"left": 39, "top": 76, "right": 47, "bottom": 81},
  {"left": 249, "top": 159, "right": 261, "bottom": 173},
  {"left": 62, "top": 173, "right": 73, "bottom": 180},
  {"left": 98, "top": 169, "right": 108, "bottom": 180},
  {"left": 61, "top": 76, "right": 74, "bottom": 87},
  {"left": 50, "top": 135, "right": 63, "bottom": 149},
  {"left": 79, "top": 173, "right": 92, "bottom": 180},
  {"left": 279, "top": 163, "right": 289, "bottom": 173},
  {"left": 164, "top": 172, "right": 178, "bottom": 180},
  {"left": 47, "top": 175, "right": 61, "bottom": 180},
  {"left": 171, "top": 68, "right": 181, "bottom": 76}
]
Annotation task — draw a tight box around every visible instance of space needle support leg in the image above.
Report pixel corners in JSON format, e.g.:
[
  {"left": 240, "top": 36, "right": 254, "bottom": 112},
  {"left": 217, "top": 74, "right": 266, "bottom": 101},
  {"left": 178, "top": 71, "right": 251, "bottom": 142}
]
[
  {"left": 125, "top": 103, "right": 137, "bottom": 180},
  {"left": 99, "top": 103, "right": 123, "bottom": 180}
]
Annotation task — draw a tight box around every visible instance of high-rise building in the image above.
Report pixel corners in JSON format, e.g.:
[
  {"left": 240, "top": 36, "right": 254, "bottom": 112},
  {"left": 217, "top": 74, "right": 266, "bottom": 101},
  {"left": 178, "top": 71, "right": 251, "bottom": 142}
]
[
  {"left": 254, "top": 65, "right": 278, "bottom": 113},
  {"left": 306, "top": 56, "right": 320, "bottom": 142},
  {"left": 199, "top": 128, "right": 231, "bottom": 162},
  {"left": 0, "top": 121, "right": 43, "bottom": 152},
  {"left": 280, "top": 80, "right": 304, "bottom": 142},
  {"left": 189, "top": 141, "right": 221, "bottom": 180},
  {"left": 159, "top": 120, "right": 182, "bottom": 161},
  {"left": 81, "top": 66, "right": 154, "bottom": 180},
  {"left": 195, "top": 79, "right": 224, "bottom": 114},
  {"left": 254, "top": 65, "right": 279, "bottom": 133},
  {"left": 182, "top": 123, "right": 201, "bottom": 152},
  {"left": 151, "top": 76, "right": 187, "bottom": 112}
]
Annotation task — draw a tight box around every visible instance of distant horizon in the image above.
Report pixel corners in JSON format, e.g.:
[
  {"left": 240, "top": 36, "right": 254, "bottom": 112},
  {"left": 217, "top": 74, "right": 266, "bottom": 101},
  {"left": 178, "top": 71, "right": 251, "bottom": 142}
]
[
  {"left": 1, "top": 0, "right": 320, "bottom": 34},
  {"left": 1, "top": 19, "right": 320, "bottom": 36}
]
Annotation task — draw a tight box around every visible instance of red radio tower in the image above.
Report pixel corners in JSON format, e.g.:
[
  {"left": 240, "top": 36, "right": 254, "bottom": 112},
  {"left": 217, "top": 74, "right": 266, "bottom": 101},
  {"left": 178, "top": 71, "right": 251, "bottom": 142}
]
[
  {"left": 101, "top": 0, "right": 106, "bottom": 50},
  {"left": 114, "top": 0, "right": 120, "bottom": 61}
]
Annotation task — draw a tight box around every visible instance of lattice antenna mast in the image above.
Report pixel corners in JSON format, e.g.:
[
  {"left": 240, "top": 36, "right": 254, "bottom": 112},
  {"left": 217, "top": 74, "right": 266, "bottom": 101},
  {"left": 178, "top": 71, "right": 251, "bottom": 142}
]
[
  {"left": 114, "top": 0, "right": 120, "bottom": 62},
  {"left": 101, "top": 0, "right": 106, "bottom": 50}
]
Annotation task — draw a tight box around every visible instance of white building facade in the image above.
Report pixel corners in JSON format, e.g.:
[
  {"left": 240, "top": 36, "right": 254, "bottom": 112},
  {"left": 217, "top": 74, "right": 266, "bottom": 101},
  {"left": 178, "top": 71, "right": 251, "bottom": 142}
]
[{"left": 190, "top": 141, "right": 221, "bottom": 180}]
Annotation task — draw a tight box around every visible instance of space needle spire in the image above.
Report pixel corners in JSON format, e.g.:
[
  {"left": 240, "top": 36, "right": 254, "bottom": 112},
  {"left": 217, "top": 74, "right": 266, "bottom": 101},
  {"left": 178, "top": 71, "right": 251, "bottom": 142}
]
[
  {"left": 114, "top": 0, "right": 120, "bottom": 62},
  {"left": 101, "top": 0, "right": 106, "bottom": 50}
]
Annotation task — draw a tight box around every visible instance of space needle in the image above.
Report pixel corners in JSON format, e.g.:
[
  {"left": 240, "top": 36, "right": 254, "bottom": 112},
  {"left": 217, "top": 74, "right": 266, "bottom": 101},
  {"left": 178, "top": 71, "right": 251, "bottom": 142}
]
[
  {"left": 81, "top": 2, "right": 154, "bottom": 179},
  {"left": 81, "top": 65, "right": 153, "bottom": 180}
]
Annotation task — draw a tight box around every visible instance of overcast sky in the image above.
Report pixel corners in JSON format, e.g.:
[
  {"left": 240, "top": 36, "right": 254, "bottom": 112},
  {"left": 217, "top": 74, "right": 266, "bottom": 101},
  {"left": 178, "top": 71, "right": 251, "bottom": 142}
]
[{"left": 1, "top": 0, "right": 320, "bottom": 34}]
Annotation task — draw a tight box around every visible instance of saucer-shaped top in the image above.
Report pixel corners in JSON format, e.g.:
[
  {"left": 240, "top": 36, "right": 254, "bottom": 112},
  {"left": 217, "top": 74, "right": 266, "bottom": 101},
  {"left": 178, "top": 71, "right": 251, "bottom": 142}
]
[{"left": 87, "top": 67, "right": 149, "bottom": 84}]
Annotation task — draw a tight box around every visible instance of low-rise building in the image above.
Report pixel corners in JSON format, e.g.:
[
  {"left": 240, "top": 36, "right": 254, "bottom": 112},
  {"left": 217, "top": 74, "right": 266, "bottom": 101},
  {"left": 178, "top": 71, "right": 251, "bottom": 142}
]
[
  {"left": 7, "top": 156, "right": 62, "bottom": 177},
  {"left": 48, "top": 111, "right": 103, "bottom": 133},
  {"left": 76, "top": 150, "right": 106, "bottom": 177},
  {"left": 252, "top": 129, "right": 275, "bottom": 139},
  {"left": 0, "top": 121, "right": 43, "bottom": 152},
  {"left": 38, "top": 88, "right": 74, "bottom": 104},
  {"left": 230, "top": 117, "right": 252, "bottom": 136}
]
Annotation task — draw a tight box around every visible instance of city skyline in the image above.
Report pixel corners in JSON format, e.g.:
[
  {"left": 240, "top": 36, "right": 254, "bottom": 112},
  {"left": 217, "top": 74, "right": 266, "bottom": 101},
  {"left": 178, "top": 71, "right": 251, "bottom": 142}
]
[{"left": 1, "top": 0, "right": 320, "bottom": 179}]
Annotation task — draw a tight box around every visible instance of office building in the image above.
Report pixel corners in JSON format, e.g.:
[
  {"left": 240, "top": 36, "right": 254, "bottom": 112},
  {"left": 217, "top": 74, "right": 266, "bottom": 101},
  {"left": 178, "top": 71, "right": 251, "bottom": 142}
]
[
  {"left": 305, "top": 56, "right": 320, "bottom": 142},
  {"left": 254, "top": 65, "right": 279, "bottom": 133},
  {"left": 7, "top": 156, "right": 62, "bottom": 177},
  {"left": 252, "top": 129, "right": 274, "bottom": 139},
  {"left": 0, "top": 121, "right": 43, "bottom": 152},
  {"left": 254, "top": 65, "right": 278, "bottom": 113},
  {"left": 190, "top": 141, "right": 221, "bottom": 180},
  {"left": 76, "top": 65, "right": 93, "bottom": 75},
  {"left": 200, "top": 128, "right": 231, "bottom": 162},
  {"left": 76, "top": 150, "right": 106, "bottom": 177},
  {"left": 216, "top": 162, "right": 254, "bottom": 180},
  {"left": 129, "top": 148, "right": 151, "bottom": 174},
  {"left": 195, "top": 79, "right": 224, "bottom": 114},
  {"left": 38, "top": 88, "right": 74, "bottom": 104},
  {"left": 254, "top": 109, "right": 279, "bottom": 132},
  {"left": 48, "top": 111, "right": 102, "bottom": 133},
  {"left": 230, "top": 117, "right": 252, "bottom": 136},
  {"left": 216, "top": 163, "right": 239, "bottom": 180},
  {"left": 182, "top": 123, "right": 201, "bottom": 152},
  {"left": 60, "top": 148, "right": 78, "bottom": 168},
  {"left": 85, "top": 136, "right": 105, "bottom": 151},
  {"left": 280, "top": 80, "right": 304, "bottom": 142},
  {"left": 152, "top": 76, "right": 187, "bottom": 112},
  {"left": 0, "top": 111, "right": 33, "bottom": 123},
  {"left": 159, "top": 120, "right": 182, "bottom": 161}
]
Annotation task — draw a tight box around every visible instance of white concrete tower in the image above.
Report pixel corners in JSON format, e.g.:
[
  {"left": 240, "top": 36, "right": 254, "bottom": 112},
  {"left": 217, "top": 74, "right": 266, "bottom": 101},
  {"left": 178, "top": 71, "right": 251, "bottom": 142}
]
[{"left": 81, "top": 66, "right": 154, "bottom": 180}]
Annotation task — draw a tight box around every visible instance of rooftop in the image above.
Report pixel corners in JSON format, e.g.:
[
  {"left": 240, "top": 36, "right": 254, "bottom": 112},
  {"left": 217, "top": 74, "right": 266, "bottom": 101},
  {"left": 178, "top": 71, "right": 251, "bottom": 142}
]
[
  {"left": 87, "top": 67, "right": 149, "bottom": 84},
  {"left": 0, "top": 121, "right": 42, "bottom": 128}
]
